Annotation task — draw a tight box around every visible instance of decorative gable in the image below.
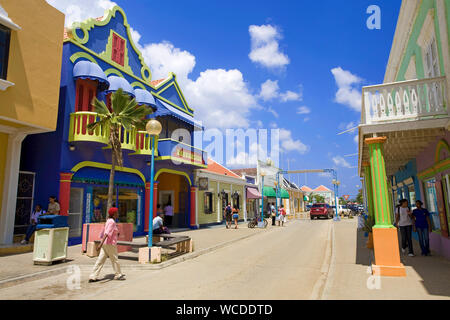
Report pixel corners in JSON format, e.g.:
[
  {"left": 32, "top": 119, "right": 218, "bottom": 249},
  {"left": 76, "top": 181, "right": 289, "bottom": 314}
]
[{"left": 64, "top": 6, "right": 152, "bottom": 84}]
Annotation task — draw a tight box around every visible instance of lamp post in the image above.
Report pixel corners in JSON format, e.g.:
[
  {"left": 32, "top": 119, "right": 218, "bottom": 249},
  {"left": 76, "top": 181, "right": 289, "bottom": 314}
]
[
  {"left": 332, "top": 179, "right": 341, "bottom": 221},
  {"left": 260, "top": 171, "right": 266, "bottom": 227},
  {"left": 146, "top": 119, "right": 162, "bottom": 247}
]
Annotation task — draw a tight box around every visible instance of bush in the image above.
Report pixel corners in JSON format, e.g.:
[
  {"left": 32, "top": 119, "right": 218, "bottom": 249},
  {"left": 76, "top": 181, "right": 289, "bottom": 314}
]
[{"left": 362, "top": 215, "right": 375, "bottom": 233}]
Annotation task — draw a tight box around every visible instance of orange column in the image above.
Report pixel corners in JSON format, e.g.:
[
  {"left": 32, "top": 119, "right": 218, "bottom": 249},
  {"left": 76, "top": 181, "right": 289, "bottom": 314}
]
[
  {"left": 190, "top": 186, "right": 197, "bottom": 228},
  {"left": 153, "top": 182, "right": 158, "bottom": 219},
  {"left": 58, "top": 172, "right": 73, "bottom": 216}
]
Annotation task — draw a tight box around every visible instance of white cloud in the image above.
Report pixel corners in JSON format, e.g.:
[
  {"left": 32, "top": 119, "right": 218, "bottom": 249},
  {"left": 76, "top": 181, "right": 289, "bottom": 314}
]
[
  {"left": 259, "top": 80, "right": 302, "bottom": 103},
  {"left": 249, "top": 25, "right": 290, "bottom": 69},
  {"left": 267, "top": 107, "right": 279, "bottom": 118},
  {"left": 297, "top": 106, "right": 311, "bottom": 115},
  {"left": 303, "top": 117, "right": 310, "bottom": 122},
  {"left": 279, "top": 129, "right": 309, "bottom": 154},
  {"left": 46, "top": 0, "right": 117, "bottom": 27},
  {"left": 332, "top": 156, "right": 352, "bottom": 168},
  {"left": 331, "top": 67, "right": 363, "bottom": 112},
  {"left": 354, "top": 135, "right": 359, "bottom": 144}
]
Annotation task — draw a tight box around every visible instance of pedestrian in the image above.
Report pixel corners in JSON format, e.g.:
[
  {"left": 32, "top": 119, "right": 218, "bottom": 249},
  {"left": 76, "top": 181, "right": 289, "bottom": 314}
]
[
  {"left": 89, "top": 207, "right": 125, "bottom": 282},
  {"left": 224, "top": 202, "right": 232, "bottom": 229},
  {"left": 21, "top": 205, "right": 44, "bottom": 244},
  {"left": 412, "top": 200, "right": 432, "bottom": 256},
  {"left": 164, "top": 201, "right": 174, "bottom": 227},
  {"left": 157, "top": 204, "right": 164, "bottom": 216},
  {"left": 271, "top": 202, "right": 276, "bottom": 226},
  {"left": 278, "top": 205, "right": 287, "bottom": 227},
  {"left": 47, "top": 196, "right": 60, "bottom": 215},
  {"left": 395, "top": 199, "right": 415, "bottom": 257},
  {"left": 153, "top": 212, "right": 170, "bottom": 234},
  {"left": 232, "top": 205, "right": 240, "bottom": 229}
]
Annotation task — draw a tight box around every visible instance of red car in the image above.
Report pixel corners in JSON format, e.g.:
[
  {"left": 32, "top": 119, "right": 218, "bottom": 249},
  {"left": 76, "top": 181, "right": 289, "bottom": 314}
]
[{"left": 310, "top": 203, "right": 334, "bottom": 220}]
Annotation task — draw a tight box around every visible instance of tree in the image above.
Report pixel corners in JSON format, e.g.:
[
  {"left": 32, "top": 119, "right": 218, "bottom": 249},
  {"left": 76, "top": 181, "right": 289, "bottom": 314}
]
[
  {"left": 339, "top": 197, "right": 348, "bottom": 205},
  {"left": 356, "top": 189, "right": 363, "bottom": 204},
  {"left": 88, "top": 88, "right": 151, "bottom": 212}
]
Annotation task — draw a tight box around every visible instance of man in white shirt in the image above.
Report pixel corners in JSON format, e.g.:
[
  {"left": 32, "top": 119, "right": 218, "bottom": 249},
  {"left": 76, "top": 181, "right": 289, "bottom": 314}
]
[{"left": 153, "top": 213, "right": 170, "bottom": 234}]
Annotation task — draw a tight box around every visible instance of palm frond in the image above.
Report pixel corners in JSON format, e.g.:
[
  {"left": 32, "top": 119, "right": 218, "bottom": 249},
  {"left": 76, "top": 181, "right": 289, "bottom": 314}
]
[
  {"left": 111, "top": 88, "right": 130, "bottom": 115},
  {"left": 92, "top": 98, "right": 111, "bottom": 116}
]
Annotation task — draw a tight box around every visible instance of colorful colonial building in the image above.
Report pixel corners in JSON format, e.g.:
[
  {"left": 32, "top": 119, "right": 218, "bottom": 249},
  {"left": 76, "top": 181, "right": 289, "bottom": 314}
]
[
  {"left": 358, "top": 0, "right": 450, "bottom": 274},
  {"left": 0, "top": 0, "right": 64, "bottom": 245},
  {"left": 19, "top": 5, "right": 206, "bottom": 245}
]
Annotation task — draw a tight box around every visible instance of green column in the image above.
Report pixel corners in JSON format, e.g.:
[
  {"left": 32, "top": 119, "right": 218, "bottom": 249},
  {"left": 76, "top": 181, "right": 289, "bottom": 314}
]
[
  {"left": 365, "top": 137, "right": 395, "bottom": 228},
  {"left": 362, "top": 161, "right": 374, "bottom": 218}
]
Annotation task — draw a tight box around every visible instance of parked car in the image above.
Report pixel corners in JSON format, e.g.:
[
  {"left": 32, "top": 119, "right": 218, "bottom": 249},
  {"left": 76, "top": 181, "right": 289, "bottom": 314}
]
[
  {"left": 310, "top": 203, "right": 334, "bottom": 219},
  {"left": 339, "top": 205, "right": 352, "bottom": 217}
]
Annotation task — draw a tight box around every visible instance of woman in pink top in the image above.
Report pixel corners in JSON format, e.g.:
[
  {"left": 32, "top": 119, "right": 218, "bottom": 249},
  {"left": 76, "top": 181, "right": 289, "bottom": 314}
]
[{"left": 89, "top": 207, "right": 125, "bottom": 282}]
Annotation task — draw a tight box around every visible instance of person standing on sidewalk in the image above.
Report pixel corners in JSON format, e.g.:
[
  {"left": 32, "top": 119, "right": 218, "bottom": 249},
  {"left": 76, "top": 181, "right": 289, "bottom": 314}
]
[
  {"left": 21, "top": 205, "right": 44, "bottom": 244},
  {"left": 271, "top": 203, "right": 276, "bottom": 226},
  {"left": 164, "top": 201, "right": 174, "bottom": 227},
  {"left": 395, "top": 199, "right": 415, "bottom": 257},
  {"left": 224, "top": 203, "right": 232, "bottom": 229},
  {"left": 232, "top": 205, "right": 240, "bottom": 229},
  {"left": 89, "top": 207, "right": 125, "bottom": 282},
  {"left": 412, "top": 200, "right": 432, "bottom": 256},
  {"left": 278, "top": 205, "right": 287, "bottom": 227}
]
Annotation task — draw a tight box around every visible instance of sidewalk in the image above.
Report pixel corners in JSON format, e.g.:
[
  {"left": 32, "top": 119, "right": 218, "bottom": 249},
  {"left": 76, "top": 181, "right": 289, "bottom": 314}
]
[
  {"left": 322, "top": 219, "right": 450, "bottom": 300},
  {"left": 0, "top": 219, "right": 285, "bottom": 288}
]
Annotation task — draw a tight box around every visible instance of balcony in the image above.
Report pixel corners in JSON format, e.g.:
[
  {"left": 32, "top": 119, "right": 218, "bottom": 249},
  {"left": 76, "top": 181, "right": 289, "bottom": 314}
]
[
  {"left": 362, "top": 76, "right": 449, "bottom": 125},
  {"left": 157, "top": 139, "right": 207, "bottom": 168},
  {"left": 69, "top": 112, "right": 137, "bottom": 152}
]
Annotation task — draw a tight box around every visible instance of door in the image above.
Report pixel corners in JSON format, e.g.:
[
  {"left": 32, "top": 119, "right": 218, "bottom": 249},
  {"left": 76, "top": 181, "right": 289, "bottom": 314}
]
[
  {"left": 68, "top": 187, "right": 84, "bottom": 238},
  {"left": 424, "top": 179, "right": 440, "bottom": 231},
  {"left": 14, "top": 172, "right": 35, "bottom": 235}
]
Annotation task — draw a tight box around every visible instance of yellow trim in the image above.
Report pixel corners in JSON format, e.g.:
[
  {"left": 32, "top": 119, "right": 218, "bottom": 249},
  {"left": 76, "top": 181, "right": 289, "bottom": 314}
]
[
  {"left": 71, "top": 161, "right": 145, "bottom": 183},
  {"left": 131, "top": 81, "right": 147, "bottom": 90},
  {"left": 104, "top": 68, "right": 125, "bottom": 78},
  {"left": 156, "top": 81, "right": 193, "bottom": 114},
  {"left": 158, "top": 138, "right": 206, "bottom": 153},
  {"left": 152, "top": 92, "right": 194, "bottom": 117},
  {"left": 70, "top": 52, "right": 98, "bottom": 64},
  {"left": 154, "top": 168, "right": 192, "bottom": 185},
  {"left": 435, "top": 139, "right": 450, "bottom": 164}
]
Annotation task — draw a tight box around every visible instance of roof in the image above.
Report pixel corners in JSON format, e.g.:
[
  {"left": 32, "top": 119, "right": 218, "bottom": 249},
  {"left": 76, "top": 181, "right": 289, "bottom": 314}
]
[
  {"left": 150, "top": 79, "right": 167, "bottom": 87},
  {"left": 201, "top": 159, "right": 242, "bottom": 178},
  {"left": 313, "top": 185, "right": 332, "bottom": 192},
  {"left": 301, "top": 186, "right": 313, "bottom": 192},
  {"left": 231, "top": 168, "right": 257, "bottom": 177}
]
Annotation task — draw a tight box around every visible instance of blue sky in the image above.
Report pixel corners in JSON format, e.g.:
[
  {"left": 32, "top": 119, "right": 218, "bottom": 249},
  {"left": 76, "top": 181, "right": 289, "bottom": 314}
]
[{"left": 48, "top": 0, "right": 402, "bottom": 198}]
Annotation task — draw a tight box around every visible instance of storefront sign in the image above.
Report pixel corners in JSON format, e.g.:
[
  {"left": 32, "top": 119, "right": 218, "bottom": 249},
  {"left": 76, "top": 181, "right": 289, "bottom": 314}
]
[
  {"left": 85, "top": 187, "right": 92, "bottom": 224},
  {"left": 173, "top": 146, "right": 204, "bottom": 165}
]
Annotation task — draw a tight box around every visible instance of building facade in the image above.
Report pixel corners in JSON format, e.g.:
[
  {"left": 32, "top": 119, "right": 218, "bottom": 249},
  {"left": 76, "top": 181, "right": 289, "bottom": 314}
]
[
  {"left": 19, "top": 5, "right": 206, "bottom": 245},
  {"left": 0, "top": 0, "right": 64, "bottom": 245},
  {"left": 359, "top": 0, "right": 450, "bottom": 274}
]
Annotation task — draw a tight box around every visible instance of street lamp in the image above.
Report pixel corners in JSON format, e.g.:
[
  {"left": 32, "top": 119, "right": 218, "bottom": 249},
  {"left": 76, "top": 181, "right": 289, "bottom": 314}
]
[
  {"left": 146, "top": 119, "right": 162, "bottom": 248},
  {"left": 260, "top": 171, "right": 266, "bottom": 227},
  {"left": 332, "top": 179, "right": 341, "bottom": 221}
]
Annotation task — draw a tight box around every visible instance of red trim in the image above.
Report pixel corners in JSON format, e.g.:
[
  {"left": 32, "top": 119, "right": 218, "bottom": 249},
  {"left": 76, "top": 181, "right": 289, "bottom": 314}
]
[
  {"left": 153, "top": 183, "right": 158, "bottom": 219},
  {"left": 59, "top": 172, "right": 73, "bottom": 216},
  {"left": 144, "top": 182, "right": 150, "bottom": 231},
  {"left": 111, "top": 33, "right": 125, "bottom": 66},
  {"left": 190, "top": 187, "right": 197, "bottom": 227}
]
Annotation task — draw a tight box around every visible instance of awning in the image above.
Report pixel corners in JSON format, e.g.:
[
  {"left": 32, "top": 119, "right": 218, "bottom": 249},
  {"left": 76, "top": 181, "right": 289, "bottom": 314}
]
[
  {"left": 0, "top": 5, "right": 20, "bottom": 30},
  {"left": 280, "top": 188, "right": 290, "bottom": 199},
  {"left": 72, "top": 166, "right": 144, "bottom": 187},
  {"left": 246, "top": 187, "right": 262, "bottom": 199},
  {"left": 263, "top": 186, "right": 276, "bottom": 198},
  {"left": 150, "top": 98, "right": 203, "bottom": 129},
  {"left": 73, "top": 61, "right": 109, "bottom": 89},
  {"left": 134, "top": 89, "right": 156, "bottom": 108},
  {"left": 106, "top": 76, "right": 135, "bottom": 97}
]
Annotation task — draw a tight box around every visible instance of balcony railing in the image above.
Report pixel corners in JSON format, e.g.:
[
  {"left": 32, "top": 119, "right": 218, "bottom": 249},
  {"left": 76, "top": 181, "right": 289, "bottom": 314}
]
[
  {"left": 69, "top": 112, "right": 136, "bottom": 152},
  {"left": 362, "top": 76, "right": 448, "bottom": 125},
  {"left": 157, "top": 139, "right": 207, "bottom": 167}
]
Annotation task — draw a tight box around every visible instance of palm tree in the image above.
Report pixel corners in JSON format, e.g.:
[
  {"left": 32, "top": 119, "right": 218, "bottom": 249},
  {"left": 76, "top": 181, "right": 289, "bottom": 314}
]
[{"left": 88, "top": 88, "right": 152, "bottom": 212}]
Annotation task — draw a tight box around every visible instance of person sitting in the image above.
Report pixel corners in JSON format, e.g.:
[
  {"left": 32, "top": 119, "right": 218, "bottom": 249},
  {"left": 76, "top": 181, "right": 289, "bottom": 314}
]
[
  {"left": 153, "top": 213, "right": 170, "bottom": 234},
  {"left": 47, "top": 196, "right": 60, "bottom": 215},
  {"left": 21, "top": 205, "right": 44, "bottom": 244}
]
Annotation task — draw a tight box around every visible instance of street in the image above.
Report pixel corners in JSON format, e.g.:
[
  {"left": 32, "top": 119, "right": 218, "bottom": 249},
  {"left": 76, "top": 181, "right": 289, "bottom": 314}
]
[{"left": 0, "top": 220, "right": 332, "bottom": 300}]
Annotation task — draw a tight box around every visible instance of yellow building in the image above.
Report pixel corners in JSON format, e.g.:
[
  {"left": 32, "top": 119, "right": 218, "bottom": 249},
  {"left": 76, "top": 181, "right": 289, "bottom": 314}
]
[{"left": 0, "top": 0, "right": 64, "bottom": 245}]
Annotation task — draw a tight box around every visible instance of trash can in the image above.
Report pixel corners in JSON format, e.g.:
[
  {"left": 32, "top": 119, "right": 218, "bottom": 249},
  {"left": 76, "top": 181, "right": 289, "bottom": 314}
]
[{"left": 33, "top": 215, "right": 69, "bottom": 265}]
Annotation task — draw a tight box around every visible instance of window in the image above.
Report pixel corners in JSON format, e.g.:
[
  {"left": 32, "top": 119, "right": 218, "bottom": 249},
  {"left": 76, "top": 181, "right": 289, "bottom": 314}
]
[
  {"left": 0, "top": 24, "right": 11, "bottom": 80},
  {"left": 424, "top": 179, "right": 440, "bottom": 231},
  {"left": 75, "top": 79, "right": 98, "bottom": 112},
  {"left": 204, "top": 192, "right": 213, "bottom": 214},
  {"left": 111, "top": 32, "right": 125, "bottom": 66},
  {"left": 425, "top": 38, "right": 440, "bottom": 79}
]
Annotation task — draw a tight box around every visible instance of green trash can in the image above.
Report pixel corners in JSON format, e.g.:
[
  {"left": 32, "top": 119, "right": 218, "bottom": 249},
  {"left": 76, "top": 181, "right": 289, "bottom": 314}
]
[{"left": 33, "top": 227, "right": 69, "bottom": 265}]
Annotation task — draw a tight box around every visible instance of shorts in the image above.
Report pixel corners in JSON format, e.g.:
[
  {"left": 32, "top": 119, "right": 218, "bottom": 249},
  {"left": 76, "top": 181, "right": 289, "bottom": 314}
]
[
  {"left": 232, "top": 214, "right": 239, "bottom": 220},
  {"left": 225, "top": 213, "right": 232, "bottom": 222},
  {"left": 277, "top": 215, "right": 286, "bottom": 222}
]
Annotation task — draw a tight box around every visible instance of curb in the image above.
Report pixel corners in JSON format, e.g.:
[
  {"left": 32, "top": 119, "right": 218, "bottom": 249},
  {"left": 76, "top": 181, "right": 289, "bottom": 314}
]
[
  {"left": 0, "top": 220, "right": 288, "bottom": 289},
  {"left": 309, "top": 221, "right": 334, "bottom": 300}
]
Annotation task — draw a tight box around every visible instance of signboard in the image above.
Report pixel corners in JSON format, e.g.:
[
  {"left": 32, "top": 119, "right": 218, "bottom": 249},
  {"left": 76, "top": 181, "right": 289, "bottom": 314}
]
[
  {"left": 199, "top": 177, "right": 209, "bottom": 191},
  {"left": 172, "top": 146, "right": 204, "bottom": 165},
  {"left": 343, "top": 195, "right": 350, "bottom": 201}
]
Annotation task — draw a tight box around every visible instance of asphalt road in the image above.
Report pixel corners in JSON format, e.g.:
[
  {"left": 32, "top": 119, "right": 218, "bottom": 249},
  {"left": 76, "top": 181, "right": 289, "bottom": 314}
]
[{"left": 0, "top": 219, "right": 332, "bottom": 300}]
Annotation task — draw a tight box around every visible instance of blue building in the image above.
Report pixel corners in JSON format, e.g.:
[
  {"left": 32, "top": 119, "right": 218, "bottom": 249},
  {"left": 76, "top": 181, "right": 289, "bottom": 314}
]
[{"left": 19, "top": 6, "right": 206, "bottom": 245}]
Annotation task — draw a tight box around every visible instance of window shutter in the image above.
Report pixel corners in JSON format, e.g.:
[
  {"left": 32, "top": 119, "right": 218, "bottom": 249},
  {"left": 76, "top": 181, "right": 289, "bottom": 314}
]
[
  {"left": 76, "top": 82, "right": 84, "bottom": 112},
  {"left": 119, "top": 38, "right": 125, "bottom": 66}
]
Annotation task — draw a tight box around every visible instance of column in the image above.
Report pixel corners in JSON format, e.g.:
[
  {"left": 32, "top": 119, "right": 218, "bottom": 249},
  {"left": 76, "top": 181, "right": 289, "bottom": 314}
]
[
  {"left": 153, "top": 182, "right": 158, "bottom": 219},
  {"left": 144, "top": 182, "right": 150, "bottom": 232},
  {"left": 365, "top": 137, "right": 405, "bottom": 277},
  {"left": 362, "top": 161, "right": 374, "bottom": 218},
  {"left": 58, "top": 172, "right": 73, "bottom": 216},
  {"left": 190, "top": 186, "right": 197, "bottom": 229},
  {"left": 0, "top": 133, "right": 26, "bottom": 245}
]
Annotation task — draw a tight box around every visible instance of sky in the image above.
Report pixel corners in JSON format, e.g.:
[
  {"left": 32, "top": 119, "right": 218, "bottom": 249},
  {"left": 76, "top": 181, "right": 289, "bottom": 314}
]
[{"left": 46, "top": 0, "right": 402, "bottom": 198}]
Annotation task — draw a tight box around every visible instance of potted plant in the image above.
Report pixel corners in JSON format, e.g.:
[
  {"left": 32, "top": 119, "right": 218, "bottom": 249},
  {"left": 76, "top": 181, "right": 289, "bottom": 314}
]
[{"left": 363, "top": 215, "right": 375, "bottom": 249}]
